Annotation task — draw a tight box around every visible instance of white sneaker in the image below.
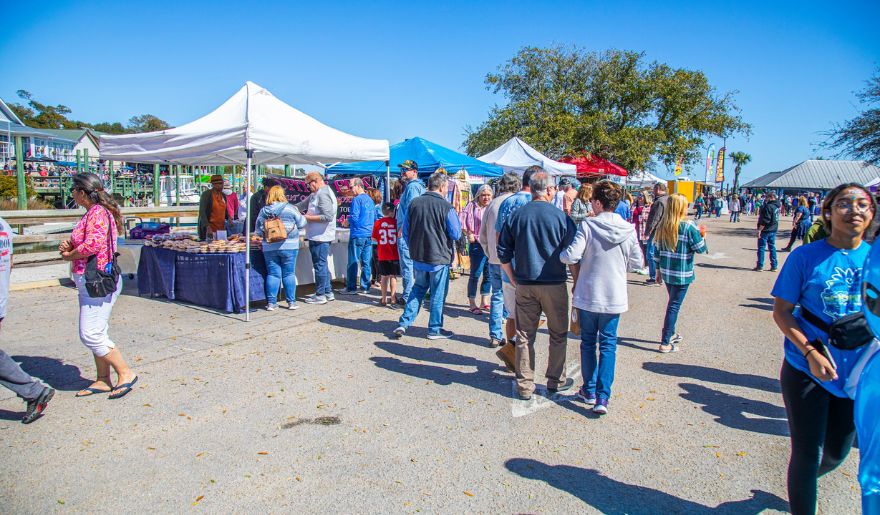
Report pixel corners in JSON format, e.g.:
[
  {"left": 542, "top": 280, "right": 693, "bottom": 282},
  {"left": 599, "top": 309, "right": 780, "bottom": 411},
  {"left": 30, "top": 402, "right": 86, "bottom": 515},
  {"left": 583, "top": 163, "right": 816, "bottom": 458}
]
[
  {"left": 304, "top": 295, "right": 327, "bottom": 305},
  {"left": 671, "top": 334, "right": 683, "bottom": 344},
  {"left": 287, "top": 302, "right": 298, "bottom": 310},
  {"left": 392, "top": 326, "right": 406, "bottom": 338},
  {"left": 426, "top": 330, "right": 453, "bottom": 340},
  {"left": 266, "top": 304, "right": 277, "bottom": 311}
]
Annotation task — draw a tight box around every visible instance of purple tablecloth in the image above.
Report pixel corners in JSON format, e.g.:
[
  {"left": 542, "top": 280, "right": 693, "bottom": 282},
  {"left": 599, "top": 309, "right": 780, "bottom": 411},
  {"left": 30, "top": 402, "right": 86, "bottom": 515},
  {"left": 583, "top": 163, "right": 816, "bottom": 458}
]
[{"left": 137, "top": 246, "right": 267, "bottom": 313}]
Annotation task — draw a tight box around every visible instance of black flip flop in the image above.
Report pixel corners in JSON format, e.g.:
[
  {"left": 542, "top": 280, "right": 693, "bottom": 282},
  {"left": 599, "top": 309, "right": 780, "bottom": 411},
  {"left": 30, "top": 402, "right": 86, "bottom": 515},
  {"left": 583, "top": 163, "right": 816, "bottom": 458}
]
[
  {"left": 108, "top": 376, "right": 139, "bottom": 400},
  {"left": 76, "top": 387, "right": 112, "bottom": 398}
]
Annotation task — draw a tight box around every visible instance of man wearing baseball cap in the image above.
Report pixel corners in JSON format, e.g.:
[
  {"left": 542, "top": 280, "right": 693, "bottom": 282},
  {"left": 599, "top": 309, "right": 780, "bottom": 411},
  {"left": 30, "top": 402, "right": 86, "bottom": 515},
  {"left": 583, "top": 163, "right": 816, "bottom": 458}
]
[
  {"left": 198, "top": 174, "right": 231, "bottom": 240},
  {"left": 395, "top": 160, "right": 425, "bottom": 304}
]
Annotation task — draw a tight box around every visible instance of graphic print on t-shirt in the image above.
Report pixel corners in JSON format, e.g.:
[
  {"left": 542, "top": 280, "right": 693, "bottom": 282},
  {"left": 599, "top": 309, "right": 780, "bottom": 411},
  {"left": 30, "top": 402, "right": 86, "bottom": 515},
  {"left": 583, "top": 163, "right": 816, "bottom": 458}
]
[{"left": 822, "top": 267, "right": 862, "bottom": 319}]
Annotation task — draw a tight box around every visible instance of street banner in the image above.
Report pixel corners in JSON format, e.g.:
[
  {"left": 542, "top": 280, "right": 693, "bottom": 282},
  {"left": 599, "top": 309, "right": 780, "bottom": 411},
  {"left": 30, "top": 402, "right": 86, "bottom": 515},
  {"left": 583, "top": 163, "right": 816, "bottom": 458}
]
[
  {"left": 715, "top": 147, "right": 725, "bottom": 183},
  {"left": 674, "top": 156, "right": 683, "bottom": 176},
  {"left": 705, "top": 144, "right": 715, "bottom": 183}
]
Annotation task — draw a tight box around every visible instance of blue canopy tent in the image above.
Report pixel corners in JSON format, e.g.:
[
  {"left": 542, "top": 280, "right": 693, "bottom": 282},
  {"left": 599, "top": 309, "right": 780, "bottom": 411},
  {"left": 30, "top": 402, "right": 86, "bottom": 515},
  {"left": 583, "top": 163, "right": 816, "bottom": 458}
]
[{"left": 326, "top": 136, "right": 503, "bottom": 179}]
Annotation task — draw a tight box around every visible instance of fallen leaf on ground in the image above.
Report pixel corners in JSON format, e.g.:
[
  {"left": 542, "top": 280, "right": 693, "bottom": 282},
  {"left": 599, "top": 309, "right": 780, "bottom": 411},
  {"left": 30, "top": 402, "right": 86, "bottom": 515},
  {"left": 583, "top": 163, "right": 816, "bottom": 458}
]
[
  {"left": 258, "top": 451, "right": 269, "bottom": 455},
  {"left": 192, "top": 495, "right": 204, "bottom": 505},
  {"left": 463, "top": 491, "right": 475, "bottom": 497}
]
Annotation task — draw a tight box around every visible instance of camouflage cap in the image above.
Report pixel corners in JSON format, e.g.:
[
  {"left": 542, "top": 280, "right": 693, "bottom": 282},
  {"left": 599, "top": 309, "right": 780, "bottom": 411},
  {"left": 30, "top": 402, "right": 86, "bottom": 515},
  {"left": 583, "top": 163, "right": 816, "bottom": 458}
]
[{"left": 398, "top": 159, "right": 418, "bottom": 171}]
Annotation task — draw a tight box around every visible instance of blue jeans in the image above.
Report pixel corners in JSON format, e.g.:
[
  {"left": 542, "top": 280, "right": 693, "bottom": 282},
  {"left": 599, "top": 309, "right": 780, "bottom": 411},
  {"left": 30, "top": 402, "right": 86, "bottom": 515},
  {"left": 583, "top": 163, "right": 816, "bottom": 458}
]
[
  {"left": 578, "top": 310, "right": 620, "bottom": 401},
  {"left": 646, "top": 237, "right": 657, "bottom": 279},
  {"left": 308, "top": 240, "right": 331, "bottom": 296},
  {"left": 346, "top": 237, "right": 373, "bottom": 292},
  {"left": 487, "top": 264, "right": 506, "bottom": 340},
  {"left": 757, "top": 231, "right": 778, "bottom": 269},
  {"left": 264, "top": 248, "right": 299, "bottom": 305},
  {"left": 695, "top": 205, "right": 703, "bottom": 219},
  {"left": 398, "top": 237, "right": 413, "bottom": 301},
  {"left": 466, "top": 243, "right": 491, "bottom": 300},
  {"left": 661, "top": 283, "right": 690, "bottom": 344},
  {"left": 398, "top": 265, "right": 450, "bottom": 334}
]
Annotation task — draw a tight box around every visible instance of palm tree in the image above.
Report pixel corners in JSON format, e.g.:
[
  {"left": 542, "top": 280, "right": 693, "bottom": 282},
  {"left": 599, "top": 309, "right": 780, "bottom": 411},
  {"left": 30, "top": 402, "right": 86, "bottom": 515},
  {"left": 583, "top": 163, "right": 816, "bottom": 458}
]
[{"left": 729, "top": 151, "right": 752, "bottom": 192}]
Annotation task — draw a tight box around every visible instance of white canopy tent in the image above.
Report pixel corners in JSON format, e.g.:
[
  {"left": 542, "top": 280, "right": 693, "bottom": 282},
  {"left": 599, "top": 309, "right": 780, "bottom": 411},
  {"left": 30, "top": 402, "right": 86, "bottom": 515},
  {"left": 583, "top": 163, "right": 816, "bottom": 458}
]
[
  {"left": 628, "top": 170, "right": 667, "bottom": 189},
  {"left": 477, "top": 137, "right": 575, "bottom": 177},
  {"left": 99, "top": 81, "right": 390, "bottom": 320}
]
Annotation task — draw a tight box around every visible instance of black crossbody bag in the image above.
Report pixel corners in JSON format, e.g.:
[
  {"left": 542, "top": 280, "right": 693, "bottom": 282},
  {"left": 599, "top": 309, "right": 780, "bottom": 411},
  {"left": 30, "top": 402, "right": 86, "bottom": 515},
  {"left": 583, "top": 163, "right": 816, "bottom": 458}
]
[
  {"left": 83, "top": 208, "right": 121, "bottom": 298},
  {"left": 801, "top": 307, "right": 874, "bottom": 351}
]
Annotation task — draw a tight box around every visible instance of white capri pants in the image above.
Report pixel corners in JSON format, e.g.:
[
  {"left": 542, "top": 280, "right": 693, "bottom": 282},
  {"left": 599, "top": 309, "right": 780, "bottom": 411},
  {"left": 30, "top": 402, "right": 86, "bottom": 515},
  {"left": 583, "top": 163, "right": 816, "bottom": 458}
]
[{"left": 74, "top": 273, "right": 122, "bottom": 357}]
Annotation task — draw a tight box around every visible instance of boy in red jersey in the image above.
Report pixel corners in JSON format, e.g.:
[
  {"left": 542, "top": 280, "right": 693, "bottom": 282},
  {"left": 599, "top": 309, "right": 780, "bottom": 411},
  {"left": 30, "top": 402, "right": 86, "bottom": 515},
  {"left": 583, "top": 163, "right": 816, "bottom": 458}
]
[{"left": 372, "top": 203, "right": 401, "bottom": 306}]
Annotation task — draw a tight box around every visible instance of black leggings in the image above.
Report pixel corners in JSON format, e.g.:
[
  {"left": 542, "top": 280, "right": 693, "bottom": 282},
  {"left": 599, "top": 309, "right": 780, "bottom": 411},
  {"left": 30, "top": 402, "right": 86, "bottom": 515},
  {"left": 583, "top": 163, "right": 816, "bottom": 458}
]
[{"left": 780, "top": 360, "right": 855, "bottom": 515}]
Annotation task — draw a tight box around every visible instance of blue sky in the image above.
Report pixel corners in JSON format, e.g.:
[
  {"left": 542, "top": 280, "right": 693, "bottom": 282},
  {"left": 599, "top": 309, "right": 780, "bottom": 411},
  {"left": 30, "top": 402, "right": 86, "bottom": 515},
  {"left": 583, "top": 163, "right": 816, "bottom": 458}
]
[{"left": 1, "top": 0, "right": 877, "bottom": 182}]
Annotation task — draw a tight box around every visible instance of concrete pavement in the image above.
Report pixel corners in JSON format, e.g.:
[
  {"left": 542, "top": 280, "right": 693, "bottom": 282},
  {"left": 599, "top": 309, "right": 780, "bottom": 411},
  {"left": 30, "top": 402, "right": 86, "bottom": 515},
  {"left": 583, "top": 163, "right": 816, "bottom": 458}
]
[{"left": 0, "top": 214, "right": 860, "bottom": 513}]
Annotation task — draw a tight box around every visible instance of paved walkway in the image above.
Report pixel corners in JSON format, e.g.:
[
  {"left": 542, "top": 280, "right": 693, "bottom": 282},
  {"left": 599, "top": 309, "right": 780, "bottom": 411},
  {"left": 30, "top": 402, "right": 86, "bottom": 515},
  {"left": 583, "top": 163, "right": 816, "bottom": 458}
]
[{"left": 0, "top": 214, "right": 861, "bottom": 513}]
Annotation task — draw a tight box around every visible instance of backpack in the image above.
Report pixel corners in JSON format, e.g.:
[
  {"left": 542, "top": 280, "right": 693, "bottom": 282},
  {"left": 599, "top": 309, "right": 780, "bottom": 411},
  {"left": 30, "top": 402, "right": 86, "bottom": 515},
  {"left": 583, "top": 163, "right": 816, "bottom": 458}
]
[{"left": 264, "top": 213, "right": 288, "bottom": 243}]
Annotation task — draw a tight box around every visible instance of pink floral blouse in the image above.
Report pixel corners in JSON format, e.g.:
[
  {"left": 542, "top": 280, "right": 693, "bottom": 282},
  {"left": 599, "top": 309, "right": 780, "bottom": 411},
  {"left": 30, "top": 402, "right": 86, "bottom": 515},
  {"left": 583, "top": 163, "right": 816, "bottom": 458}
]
[{"left": 70, "top": 205, "right": 117, "bottom": 275}]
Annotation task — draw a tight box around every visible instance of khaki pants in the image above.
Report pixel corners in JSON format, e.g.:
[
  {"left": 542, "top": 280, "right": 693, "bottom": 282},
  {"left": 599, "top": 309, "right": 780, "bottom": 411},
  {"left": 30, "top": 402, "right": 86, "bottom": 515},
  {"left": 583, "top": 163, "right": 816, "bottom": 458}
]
[{"left": 514, "top": 282, "right": 569, "bottom": 395}]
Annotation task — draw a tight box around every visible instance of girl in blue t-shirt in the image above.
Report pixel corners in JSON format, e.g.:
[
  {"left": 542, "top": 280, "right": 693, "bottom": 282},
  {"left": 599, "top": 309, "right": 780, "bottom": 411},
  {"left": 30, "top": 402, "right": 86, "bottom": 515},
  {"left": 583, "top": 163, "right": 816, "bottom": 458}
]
[{"left": 771, "top": 183, "right": 876, "bottom": 515}]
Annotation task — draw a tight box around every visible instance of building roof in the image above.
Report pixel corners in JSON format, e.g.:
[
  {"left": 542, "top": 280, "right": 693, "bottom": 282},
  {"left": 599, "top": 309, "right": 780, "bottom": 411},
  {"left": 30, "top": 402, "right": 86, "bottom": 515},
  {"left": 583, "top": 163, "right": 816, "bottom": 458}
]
[
  {"left": 0, "top": 98, "right": 25, "bottom": 125},
  {"left": 744, "top": 160, "right": 880, "bottom": 190},
  {"left": 38, "top": 128, "right": 101, "bottom": 145},
  {"left": 742, "top": 171, "right": 785, "bottom": 188},
  {"left": 0, "top": 98, "right": 78, "bottom": 142}
]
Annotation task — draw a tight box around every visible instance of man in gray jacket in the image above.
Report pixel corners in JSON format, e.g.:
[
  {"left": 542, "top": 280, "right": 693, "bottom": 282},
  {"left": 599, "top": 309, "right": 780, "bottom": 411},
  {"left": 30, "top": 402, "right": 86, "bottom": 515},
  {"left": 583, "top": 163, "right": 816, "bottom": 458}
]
[
  {"left": 297, "top": 172, "right": 338, "bottom": 305},
  {"left": 643, "top": 182, "right": 668, "bottom": 285}
]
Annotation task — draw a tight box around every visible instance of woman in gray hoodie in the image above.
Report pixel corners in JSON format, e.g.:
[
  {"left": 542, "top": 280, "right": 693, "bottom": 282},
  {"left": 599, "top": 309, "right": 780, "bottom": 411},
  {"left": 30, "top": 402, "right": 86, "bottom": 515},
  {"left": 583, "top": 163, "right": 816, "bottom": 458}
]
[
  {"left": 560, "top": 181, "right": 644, "bottom": 415},
  {"left": 254, "top": 186, "right": 307, "bottom": 310}
]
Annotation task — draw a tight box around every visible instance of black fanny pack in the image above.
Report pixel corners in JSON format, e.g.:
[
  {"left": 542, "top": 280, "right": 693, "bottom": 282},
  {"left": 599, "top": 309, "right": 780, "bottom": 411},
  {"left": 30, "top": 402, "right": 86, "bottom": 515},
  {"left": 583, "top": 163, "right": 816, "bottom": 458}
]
[{"left": 801, "top": 307, "right": 874, "bottom": 351}]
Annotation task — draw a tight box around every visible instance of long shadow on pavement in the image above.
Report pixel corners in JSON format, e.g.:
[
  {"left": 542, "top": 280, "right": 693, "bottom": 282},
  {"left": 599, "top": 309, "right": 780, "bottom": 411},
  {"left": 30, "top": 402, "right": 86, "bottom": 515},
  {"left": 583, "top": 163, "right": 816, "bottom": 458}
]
[
  {"left": 370, "top": 351, "right": 508, "bottom": 396},
  {"left": 505, "top": 458, "right": 789, "bottom": 514},
  {"left": 642, "top": 362, "right": 780, "bottom": 393},
  {"left": 679, "top": 383, "right": 788, "bottom": 437},
  {"left": 739, "top": 296, "right": 775, "bottom": 312},
  {"left": 11, "top": 355, "right": 90, "bottom": 391}
]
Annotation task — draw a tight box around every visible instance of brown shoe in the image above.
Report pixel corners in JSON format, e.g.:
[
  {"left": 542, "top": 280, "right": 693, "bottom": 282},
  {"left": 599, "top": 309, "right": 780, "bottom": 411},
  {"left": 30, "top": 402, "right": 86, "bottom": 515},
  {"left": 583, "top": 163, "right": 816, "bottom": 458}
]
[{"left": 495, "top": 341, "right": 517, "bottom": 372}]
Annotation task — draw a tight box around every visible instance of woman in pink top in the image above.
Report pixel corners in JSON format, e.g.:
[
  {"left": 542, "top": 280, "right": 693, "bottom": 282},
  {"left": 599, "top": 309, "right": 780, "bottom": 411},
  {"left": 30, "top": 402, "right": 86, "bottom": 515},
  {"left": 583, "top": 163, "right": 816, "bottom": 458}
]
[
  {"left": 59, "top": 173, "right": 137, "bottom": 399},
  {"left": 461, "top": 184, "right": 493, "bottom": 313}
]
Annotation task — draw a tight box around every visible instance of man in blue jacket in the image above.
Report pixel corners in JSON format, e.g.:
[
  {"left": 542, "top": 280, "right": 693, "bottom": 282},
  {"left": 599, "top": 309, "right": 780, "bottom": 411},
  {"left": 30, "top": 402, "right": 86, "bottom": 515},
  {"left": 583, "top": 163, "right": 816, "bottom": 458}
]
[
  {"left": 340, "top": 177, "right": 377, "bottom": 294},
  {"left": 396, "top": 160, "right": 426, "bottom": 304},
  {"left": 392, "top": 172, "right": 462, "bottom": 340},
  {"left": 497, "top": 171, "right": 576, "bottom": 400}
]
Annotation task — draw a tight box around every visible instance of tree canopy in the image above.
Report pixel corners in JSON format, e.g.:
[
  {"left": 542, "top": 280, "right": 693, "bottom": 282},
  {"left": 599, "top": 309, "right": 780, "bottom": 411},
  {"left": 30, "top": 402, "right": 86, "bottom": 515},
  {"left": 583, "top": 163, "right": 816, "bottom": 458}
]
[
  {"left": 823, "top": 67, "right": 880, "bottom": 164},
  {"left": 464, "top": 47, "right": 750, "bottom": 173},
  {"left": 8, "top": 90, "right": 171, "bottom": 134}
]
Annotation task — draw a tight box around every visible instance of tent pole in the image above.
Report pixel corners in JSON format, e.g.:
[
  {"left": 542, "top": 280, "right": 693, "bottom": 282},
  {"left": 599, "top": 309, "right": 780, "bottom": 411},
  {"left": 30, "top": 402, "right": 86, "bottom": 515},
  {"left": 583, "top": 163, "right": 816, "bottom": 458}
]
[
  {"left": 244, "top": 151, "right": 253, "bottom": 322},
  {"left": 385, "top": 160, "right": 390, "bottom": 202}
]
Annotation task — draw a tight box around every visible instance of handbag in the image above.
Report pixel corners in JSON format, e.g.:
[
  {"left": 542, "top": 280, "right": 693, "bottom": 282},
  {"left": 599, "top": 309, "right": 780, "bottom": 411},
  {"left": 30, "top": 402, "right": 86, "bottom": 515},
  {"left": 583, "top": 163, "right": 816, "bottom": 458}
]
[
  {"left": 264, "top": 215, "right": 288, "bottom": 243},
  {"left": 801, "top": 307, "right": 874, "bottom": 351},
  {"left": 83, "top": 208, "right": 121, "bottom": 298}
]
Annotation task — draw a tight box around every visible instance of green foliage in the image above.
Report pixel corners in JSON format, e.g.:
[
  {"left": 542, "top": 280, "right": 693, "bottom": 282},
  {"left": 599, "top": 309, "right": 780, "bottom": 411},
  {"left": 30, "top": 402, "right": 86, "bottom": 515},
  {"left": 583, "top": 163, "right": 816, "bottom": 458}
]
[
  {"left": 8, "top": 90, "right": 170, "bottom": 134},
  {"left": 464, "top": 47, "right": 751, "bottom": 173},
  {"left": 0, "top": 175, "right": 35, "bottom": 199},
  {"left": 729, "top": 151, "right": 751, "bottom": 191},
  {"left": 127, "top": 114, "right": 171, "bottom": 133},
  {"left": 823, "top": 67, "right": 880, "bottom": 164}
]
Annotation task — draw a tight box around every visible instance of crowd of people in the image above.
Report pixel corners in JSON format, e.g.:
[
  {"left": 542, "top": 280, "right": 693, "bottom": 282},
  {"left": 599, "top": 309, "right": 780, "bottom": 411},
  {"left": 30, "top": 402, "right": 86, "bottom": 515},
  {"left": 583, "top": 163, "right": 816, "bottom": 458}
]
[{"left": 3, "top": 168, "right": 880, "bottom": 514}]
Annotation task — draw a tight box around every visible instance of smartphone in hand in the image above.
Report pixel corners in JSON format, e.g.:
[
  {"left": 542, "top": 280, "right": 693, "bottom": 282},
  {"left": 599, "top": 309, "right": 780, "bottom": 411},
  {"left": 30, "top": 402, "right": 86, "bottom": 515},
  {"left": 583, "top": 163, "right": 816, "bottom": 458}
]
[{"left": 811, "top": 338, "right": 837, "bottom": 370}]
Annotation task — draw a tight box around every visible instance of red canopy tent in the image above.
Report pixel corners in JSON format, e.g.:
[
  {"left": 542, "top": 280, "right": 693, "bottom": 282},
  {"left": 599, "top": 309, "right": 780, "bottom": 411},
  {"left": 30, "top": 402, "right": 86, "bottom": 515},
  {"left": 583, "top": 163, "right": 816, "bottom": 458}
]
[{"left": 559, "top": 154, "right": 628, "bottom": 178}]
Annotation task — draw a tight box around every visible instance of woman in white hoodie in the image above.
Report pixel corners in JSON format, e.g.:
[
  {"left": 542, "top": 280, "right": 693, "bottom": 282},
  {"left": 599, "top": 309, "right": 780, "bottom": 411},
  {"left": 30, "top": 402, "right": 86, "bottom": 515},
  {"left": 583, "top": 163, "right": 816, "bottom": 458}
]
[{"left": 560, "top": 181, "right": 644, "bottom": 415}]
